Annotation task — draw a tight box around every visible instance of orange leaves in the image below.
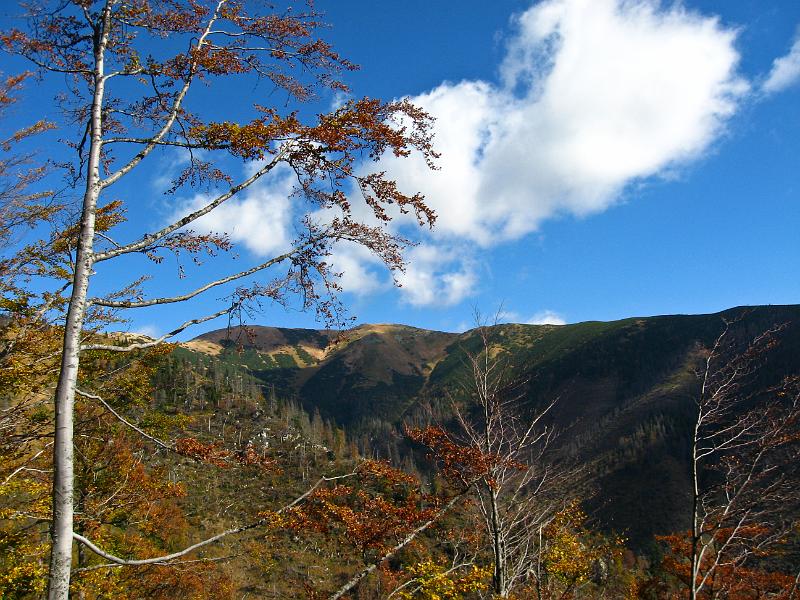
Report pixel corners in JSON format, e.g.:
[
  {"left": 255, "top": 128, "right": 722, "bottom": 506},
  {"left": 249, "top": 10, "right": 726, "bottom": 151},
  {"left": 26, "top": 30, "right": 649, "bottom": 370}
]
[
  {"left": 406, "top": 425, "right": 521, "bottom": 490},
  {"left": 189, "top": 110, "right": 301, "bottom": 159},
  {"left": 293, "top": 97, "right": 437, "bottom": 225},
  {"left": 175, "top": 437, "right": 275, "bottom": 470},
  {"left": 656, "top": 530, "right": 798, "bottom": 599},
  {"left": 284, "top": 460, "right": 437, "bottom": 556},
  {"left": 176, "top": 437, "right": 233, "bottom": 467},
  {"left": 234, "top": 443, "right": 278, "bottom": 469},
  {"left": 188, "top": 97, "right": 437, "bottom": 229},
  {"left": 357, "top": 458, "right": 419, "bottom": 486},
  {"left": 117, "top": 0, "right": 210, "bottom": 34}
]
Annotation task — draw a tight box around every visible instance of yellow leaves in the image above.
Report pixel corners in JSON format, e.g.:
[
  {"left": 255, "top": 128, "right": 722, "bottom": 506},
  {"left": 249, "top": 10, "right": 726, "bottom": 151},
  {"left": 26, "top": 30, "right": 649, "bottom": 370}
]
[
  {"left": 51, "top": 200, "right": 127, "bottom": 254},
  {"left": 189, "top": 113, "right": 300, "bottom": 160},
  {"left": 0, "top": 318, "right": 63, "bottom": 394},
  {"left": 397, "top": 560, "right": 491, "bottom": 600},
  {"left": 256, "top": 509, "right": 290, "bottom": 530},
  {"left": 0, "top": 540, "right": 48, "bottom": 597},
  {"left": 0, "top": 473, "right": 50, "bottom": 518},
  {"left": 0, "top": 457, "right": 50, "bottom": 597},
  {"left": 539, "top": 501, "right": 625, "bottom": 592}
]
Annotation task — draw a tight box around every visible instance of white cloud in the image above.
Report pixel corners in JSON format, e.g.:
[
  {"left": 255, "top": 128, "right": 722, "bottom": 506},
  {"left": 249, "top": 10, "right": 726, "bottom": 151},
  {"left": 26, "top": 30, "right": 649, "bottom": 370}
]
[
  {"left": 396, "top": 244, "right": 477, "bottom": 307},
  {"left": 496, "top": 309, "right": 521, "bottom": 323},
  {"left": 483, "top": 308, "right": 566, "bottom": 325},
  {"left": 169, "top": 165, "right": 295, "bottom": 257},
  {"left": 330, "top": 90, "right": 352, "bottom": 111},
  {"left": 165, "top": 0, "right": 749, "bottom": 310},
  {"left": 762, "top": 32, "right": 800, "bottom": 95},
  {"left": 526, "top": 310, "right": 566, "bottom": 325},
  {"left": 375, "top": 81, "right": 502, "bottom": 246},
  {"left": 151, "top": 149, "right": 203, "bottom": 191},
  {"left": 359, "top": 0, "right": 748, "bottom": 306},
  {"left": 380, "top": 0, "right": 747, "bottom": 251},
  {"left": 327, "top": 240, "right": 388, "bottom": 297}
]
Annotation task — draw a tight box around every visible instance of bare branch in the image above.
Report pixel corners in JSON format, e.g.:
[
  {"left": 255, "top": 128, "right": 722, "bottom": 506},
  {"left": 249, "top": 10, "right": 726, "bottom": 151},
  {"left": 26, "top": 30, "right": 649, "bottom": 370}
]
[
  {"left": 80, "top": 305, "right": 234, "bottom": 351},
  {"left": 90, "top": 248, "right": 299, "bottom": 309},
  {"left": 1, "top": 443, "right": 52, "bottom": 486},
  {"left": 72, "top": 553, "right": 239, "bottom": 574},
  {"left": 73, "top": 471, "right": 359, "bottom": 567},
  {"left": 327, "top": 490, "right": 470, "bottom": 600},
  {"left": 74, "top": 388, "right": 174, "bottom": 453},
  {"left": 99, "top": 0, "right": 229, "bottom": 189},
  {"left": 93, "top": 146, "right": 290, "bottom": 263}
]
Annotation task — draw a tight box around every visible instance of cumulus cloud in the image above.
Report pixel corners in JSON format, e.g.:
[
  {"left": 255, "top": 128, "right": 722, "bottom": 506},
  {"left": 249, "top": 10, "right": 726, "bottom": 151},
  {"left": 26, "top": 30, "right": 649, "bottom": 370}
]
[
  {"left": 495, "top": 309, "right": 521, "bottom": 323},
  {"left": 526, "top": 310, "right": 567, "bottom": 325},
  {"left": 480, "top": 308, "right": 566, "bottom": 325},
  {"left": 396, "top": 244, "right": 477, "bottom": 307},
  {"left": 383, "top": 0, "right": 746, "bottom": 250},
  {"left": 169, "top": 165, "right": 295, "bottom": 257},
  {"left": 762, "top": 32, "right": 800, "bottom": 94},
  {"left": 326, "top": 240, "right": 388, "bottom": 297},
  {"left": 166, "top": 0, "right": 749, "bottom": 309}
]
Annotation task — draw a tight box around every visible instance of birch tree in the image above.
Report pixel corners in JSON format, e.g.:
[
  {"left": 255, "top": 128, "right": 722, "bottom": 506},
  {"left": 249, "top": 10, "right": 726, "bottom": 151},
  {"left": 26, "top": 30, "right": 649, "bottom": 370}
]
[{"left": 0, "top": 1, "right": 437, "bottom": 597}]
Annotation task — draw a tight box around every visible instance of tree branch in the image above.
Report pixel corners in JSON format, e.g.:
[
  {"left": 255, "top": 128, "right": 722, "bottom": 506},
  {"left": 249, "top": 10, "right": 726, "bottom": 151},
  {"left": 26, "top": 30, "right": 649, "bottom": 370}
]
[
  {"left": 93, "top": 145, "right": 290, "bottom": 263},
  {"left": 90, "top": 247, "right": 299, "bottom": 309},
  {"left": 327, "top": 489, "right": 470, "bottom": 600},
  {"left": 72, "top": 553, "right": 240, "bottom": 573},
  {"left": 1, "top": 444, "right": 52, "bottom": 486},
  {"left": 74, "top": 388, "right": 174, "bottom": 452},
  {"left": 73, "top": 471, "right": 359, "bottom": 567},
  {"left": 99, "top": 0, "right": 228, "bottom": 190},
  {"left": 80, "top": 305, "right": 234, "bottom": 351}
]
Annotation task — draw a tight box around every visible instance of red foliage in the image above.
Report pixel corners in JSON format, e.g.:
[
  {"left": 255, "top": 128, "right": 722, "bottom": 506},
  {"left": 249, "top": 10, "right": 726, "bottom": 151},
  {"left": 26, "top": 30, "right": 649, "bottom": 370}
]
[
  {"left": 656, "top": 530, "right": 798, "bottom": 599},
  {"left": 285, "top": 460, "right": 438, "bottom": 556},
  {"left": 406, "top": 425, "right": 523, "bottom": 490},
  {"left": 175, "top": 437, "right": 275, "bottom": 470}
]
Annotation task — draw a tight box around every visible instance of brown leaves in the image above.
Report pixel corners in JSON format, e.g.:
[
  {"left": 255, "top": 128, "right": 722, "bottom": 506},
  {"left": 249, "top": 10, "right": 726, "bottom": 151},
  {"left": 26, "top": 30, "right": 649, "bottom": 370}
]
[
  {"left": 406, "top": 425, "right": 521, "bottom": 490},
  {"left": 284, "top": 461, "right": 438, "bottom": 556},
  {"left": 3, "top": 1, "right": 439, "bottom": 338},
  {"left": 189, "top": 97, "right": 437, "bottom": 229},
  {"left": 656, "top": 530, "right": 798, "bottom": 599},
  {"left": 290, "top": 98, "right": 438, "bottom": 226},
  {"left": 175, "top": 438, "right": 275, "bottom": 470}
]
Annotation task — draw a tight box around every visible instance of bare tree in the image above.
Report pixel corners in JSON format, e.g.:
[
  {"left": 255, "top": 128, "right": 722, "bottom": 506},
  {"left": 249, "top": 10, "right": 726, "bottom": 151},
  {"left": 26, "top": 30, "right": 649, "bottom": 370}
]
[
  {"left": 1, "top": 1, "right": 437, "bottom": 597},
  {"left": 448, "top": 319, "right": 571, "bottom": 598},
  {"left": 687, "top": 319, "right": 800, "bottom": 599}
]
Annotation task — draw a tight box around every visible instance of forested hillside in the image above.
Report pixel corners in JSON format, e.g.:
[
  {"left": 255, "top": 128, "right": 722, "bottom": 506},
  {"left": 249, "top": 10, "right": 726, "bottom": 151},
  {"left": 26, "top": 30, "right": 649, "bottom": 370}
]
[{"left": 180, "top": 305, "right": 800, "bottom": 547}]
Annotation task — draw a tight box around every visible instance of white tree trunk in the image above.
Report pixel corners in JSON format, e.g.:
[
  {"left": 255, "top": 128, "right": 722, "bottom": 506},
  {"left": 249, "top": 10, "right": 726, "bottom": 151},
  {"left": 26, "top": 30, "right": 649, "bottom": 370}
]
[
  {"left": 489, "top": 489, "right": 509, "bottom": 597},
  {"left": 46, "top": 5, "right": 109, "bottom": 597}
]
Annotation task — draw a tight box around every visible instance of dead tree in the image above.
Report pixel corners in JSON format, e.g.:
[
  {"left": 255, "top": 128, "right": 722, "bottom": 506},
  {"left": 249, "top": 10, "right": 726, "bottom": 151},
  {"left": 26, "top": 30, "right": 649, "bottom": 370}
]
[
  {"left": 688, "top": 319, "right": 800, "bottom": 599},
  {"left": 449, "top": 320, "right": 572, "bottom": 598}
]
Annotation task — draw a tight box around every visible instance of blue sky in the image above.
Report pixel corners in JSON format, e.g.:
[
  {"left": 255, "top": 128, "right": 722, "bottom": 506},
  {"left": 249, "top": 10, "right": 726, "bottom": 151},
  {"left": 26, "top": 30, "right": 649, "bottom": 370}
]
[
  {"left": 320, "top": 0, "right": 800, "bottom": 332},
  {"left": 3, "top": 0, "right": 800, "bottom": 336}
]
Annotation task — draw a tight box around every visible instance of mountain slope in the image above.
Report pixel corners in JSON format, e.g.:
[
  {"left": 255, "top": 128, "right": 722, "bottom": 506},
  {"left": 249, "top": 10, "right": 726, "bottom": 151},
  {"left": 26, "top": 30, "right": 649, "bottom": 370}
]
[{"left": 180, "top": 304, "right": 800, "bottom": 546}]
